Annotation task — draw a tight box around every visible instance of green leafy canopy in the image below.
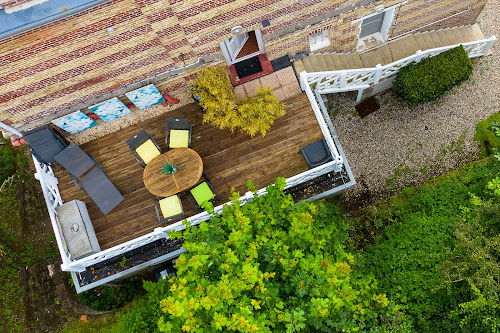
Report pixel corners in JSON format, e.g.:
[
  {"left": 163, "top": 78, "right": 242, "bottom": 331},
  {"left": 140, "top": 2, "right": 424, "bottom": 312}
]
[{"left": 154, "top": 178, "right": 404, "bottom": 332}]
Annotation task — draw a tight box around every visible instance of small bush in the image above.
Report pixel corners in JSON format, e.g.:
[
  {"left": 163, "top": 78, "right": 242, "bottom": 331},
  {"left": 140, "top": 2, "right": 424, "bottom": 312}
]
[
  {"left": 0, "top": 141, "right": 16, "bottom": 184},
  {"left": 393, "top": 46, "right": 473, "bottom": 107},
  {"left": 191, "top": 66, "right": 285, "bottom": 136},
  {"left": 474, "top": 112, "right": 500, "bottom": 157},
  {"left": 76, "top": 282, "right": 140, "bottom": 311}
]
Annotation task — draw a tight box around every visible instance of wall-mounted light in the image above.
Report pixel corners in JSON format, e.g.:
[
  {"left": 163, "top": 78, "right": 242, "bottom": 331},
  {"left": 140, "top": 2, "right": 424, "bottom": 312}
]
[
  {"left": 106, "top": 27, "right": 115, "bottom": 34},
  {"left": 230, "top": 26, "right": 243, "bottom": 34}
]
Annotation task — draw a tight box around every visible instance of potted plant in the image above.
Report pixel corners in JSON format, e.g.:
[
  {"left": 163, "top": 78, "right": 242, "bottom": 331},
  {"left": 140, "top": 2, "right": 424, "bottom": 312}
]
[
  {"left": 161, "top": 161, "right": 177, "bottom": 175},
  {"left": 191, "top": 65, "right": 285, "bottom": 137}
]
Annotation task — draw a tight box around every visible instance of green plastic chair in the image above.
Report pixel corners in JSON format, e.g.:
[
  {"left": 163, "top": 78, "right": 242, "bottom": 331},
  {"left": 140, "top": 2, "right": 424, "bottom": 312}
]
[{"left": 186, "top": 174, "right": 219, "bottom": 212}]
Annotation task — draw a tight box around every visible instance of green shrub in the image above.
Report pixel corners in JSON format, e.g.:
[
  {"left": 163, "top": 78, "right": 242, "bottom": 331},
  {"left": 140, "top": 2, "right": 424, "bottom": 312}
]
[
  {"left": 358, "top": 158, "right": 500, "bottom": 332},
  {"left": 439, "top": 189, "right": 500, "bottom": 332},
  {"left": 0, "top": 141, "right": 16, "bottom": 184},
  {"left": 140, "top": 179, "right": 408, "bottom": 332},
  {"left": 393, "top": 46, "right": 473, "bottom": 107},
  {"left": 76, "top": 281, "right": 140, "bottom": 311},
  {"left": 191, "top": 66, "right": 285, "bottom": 137},
  {"left": 362, "top": 182, "right": 468, "bottom": 332},
  {"left": 474, "top": 112, "right": 500, "bottom": 157},
  {"left": 114, "top": 280, "right": 170, "bottom": 333}
]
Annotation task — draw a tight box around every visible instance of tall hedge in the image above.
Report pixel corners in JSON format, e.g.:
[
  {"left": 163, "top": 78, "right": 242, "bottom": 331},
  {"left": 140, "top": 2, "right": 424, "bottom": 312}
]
[{"left": 393, "top": 46, "right": 473, "bottom": 107}]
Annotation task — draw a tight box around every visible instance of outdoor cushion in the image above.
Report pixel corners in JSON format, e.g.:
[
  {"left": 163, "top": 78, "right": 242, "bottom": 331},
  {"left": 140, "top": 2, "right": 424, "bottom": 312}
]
[
  {"left": 191, "top": 182, "right": 215, "bottom": 206},
  {"left": 136, "top": 139, "right": 161, "bottom": 164},
  {"left": 169, "top": 129, "right": 190, "bottom": 148},
  {"left": 159, "top": 195, "right": 183, "bottom": 218}
]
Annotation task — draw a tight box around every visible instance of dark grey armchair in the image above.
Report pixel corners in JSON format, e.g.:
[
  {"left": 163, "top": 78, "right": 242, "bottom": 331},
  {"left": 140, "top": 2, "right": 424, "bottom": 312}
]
[
  {"left": 299, "top": 139, "right": 333, "bottom": 169},
  {"left": 166, "top": 118, "right": 192, "bottom": 149},
  {"left": 125, "top": 130, "right": 162, "bottom": 168},
  {"left": 154, "top": 194, "right": 185, "bottom": 224}
]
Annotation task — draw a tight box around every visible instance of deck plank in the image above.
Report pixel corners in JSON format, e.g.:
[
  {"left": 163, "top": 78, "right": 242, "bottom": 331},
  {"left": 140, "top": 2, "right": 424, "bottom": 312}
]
[{"left": 53, "top": 93, "right": 323, "bottom": 249}]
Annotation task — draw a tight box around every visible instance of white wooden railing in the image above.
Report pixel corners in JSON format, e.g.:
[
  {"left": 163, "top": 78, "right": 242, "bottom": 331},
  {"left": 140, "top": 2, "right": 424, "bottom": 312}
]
[
  {"left": 34, "top": 93, "right": 345, "bottom": 273},
  {"left": 300, "top": 36, "right": 496, "bottom": 101},
  {"left": 32, "top": 156, "right": 77, "bottom": 270}
]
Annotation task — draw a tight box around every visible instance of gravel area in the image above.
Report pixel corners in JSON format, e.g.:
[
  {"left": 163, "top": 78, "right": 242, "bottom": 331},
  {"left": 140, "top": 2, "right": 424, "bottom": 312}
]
[{"left": 329, "top": 0, "right": 499, "bottom": 207}]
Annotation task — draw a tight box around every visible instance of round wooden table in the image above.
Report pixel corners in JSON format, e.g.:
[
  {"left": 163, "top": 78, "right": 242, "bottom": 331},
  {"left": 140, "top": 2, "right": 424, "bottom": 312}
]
[{"left": 143, "top": 148, "right": 203, "bottom": 197}]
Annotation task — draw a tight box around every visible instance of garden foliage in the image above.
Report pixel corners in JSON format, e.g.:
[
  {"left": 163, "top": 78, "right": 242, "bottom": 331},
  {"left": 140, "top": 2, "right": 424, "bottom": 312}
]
[
  {"left": 393, "top": 46, "right": 472, "bottom": 107},
  {"left": 358, "top": 158, "right": 500, "bottom": 332},
  {"left": 0, "top": 186, "right": 24, "bottom": 332},
  {"left": 439, "top": 180, "right": 500, "bottom": 331},
  {"left": 76, "top": 282, "right": 140, "bottom": 311},
  {"left": 191, "top": 66, "right": 285, "bottom": 137},
  {"left": 474, "top": 112, "right": 500, "bottom": 157},
  {"left": 0, "top": 143, "right": 26, "bottom": 332},
  {"left": 118, "top": 179, "right": 407, "bottom": 332},
  {"left": 0, "top": 139, "right": 16, "bottom": 183}
]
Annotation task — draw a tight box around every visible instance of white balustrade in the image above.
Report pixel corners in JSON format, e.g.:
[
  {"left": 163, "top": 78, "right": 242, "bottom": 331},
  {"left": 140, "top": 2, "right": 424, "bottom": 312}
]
[
  {"left": 302, "top": 36, "right": 496, "bottom": 101},
  {"left": 47, "top": 34, "right": 496, "bottom": 281},
  {"left": 36, "top": 122, "right": 344, "bottom": 273},
  {"left": 34, "top": 39, "right": 354, "bottom": 275},
  {"left": 32, "top": 157, "right": 72, "bottom": 269}
]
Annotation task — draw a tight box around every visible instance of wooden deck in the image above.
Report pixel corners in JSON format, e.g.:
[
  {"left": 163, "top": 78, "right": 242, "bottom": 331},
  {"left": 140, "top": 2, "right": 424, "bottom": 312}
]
[{"left": 53, "top": 93, "right": 323, "bottom": 250}]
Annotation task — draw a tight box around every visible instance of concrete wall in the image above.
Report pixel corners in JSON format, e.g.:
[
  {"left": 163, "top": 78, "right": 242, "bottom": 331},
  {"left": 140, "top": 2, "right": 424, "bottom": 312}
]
[{"left": 0, "top": 0, "right": 486, "bottom": 132}]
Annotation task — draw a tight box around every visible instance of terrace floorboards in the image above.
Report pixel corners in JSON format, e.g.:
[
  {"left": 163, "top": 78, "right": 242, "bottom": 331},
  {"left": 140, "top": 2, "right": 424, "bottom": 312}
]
[{"left": 53, "top": 93, "right": 323, "bottom": 250}]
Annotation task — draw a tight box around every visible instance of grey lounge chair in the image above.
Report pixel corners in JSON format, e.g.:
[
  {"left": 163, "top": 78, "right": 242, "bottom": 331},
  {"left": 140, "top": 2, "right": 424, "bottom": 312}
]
[
  {"left": 299, "top": 139, "right": 333, "bottom": 169},
  {"left": 55, "top": 143, "right": 124, "bottom": 215},
  {"left": 79, "top": 168, "right": 124, "bottom": 215},
  {"left": 126, "top": 130, "right": 162, "bottom": 168},
  {"left": 22, "top": 125, "right": 68, "bottom": 165},
  {"left": 166, "top": 118, "right": 192, "bottom": 149}
]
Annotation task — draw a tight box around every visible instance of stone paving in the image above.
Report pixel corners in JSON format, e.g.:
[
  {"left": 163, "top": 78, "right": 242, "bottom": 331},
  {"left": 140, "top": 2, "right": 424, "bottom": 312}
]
[{"left": 234, "top": 66, "right": 302, "bottom": 101}]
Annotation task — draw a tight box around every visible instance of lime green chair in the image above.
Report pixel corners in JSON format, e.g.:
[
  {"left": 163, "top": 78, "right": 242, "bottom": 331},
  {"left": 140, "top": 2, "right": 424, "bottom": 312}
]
[
  {"left": 154, "top": 194, "right": 184, "bottom": 224},
  {"left": 186, "top": 173, "right": 219, "bottom": 212}
]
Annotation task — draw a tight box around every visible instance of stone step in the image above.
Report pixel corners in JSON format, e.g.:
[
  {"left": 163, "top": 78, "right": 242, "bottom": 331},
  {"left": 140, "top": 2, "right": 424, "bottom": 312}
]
[
  {"left": 378, "top": 44, "right": 394, "bottom": 65},
  {"left": 429, "top": 31, "right": 445, "bottom": 48},
  {"left": 292, "top": 60, "right": 305, "bottom": 75},
  {"left": 413, "top": 33, "right": 429, "bottom": 51},
  {"left": 443, "top": 29, "right": 462, "bottom": 45},
  {"left": 302, "top": 56, "right": 313, "bottom": 72},
  {"left": 345, "top": 54, "right": 363, "bottom": 69},
  {"left": 360, "top": 49, "right": 382, "bottom": 68},
  {"left": 309, "top": 54, "right": 329, "bottom": 72},
  {"left": 324, "top": 54, "right": 339, "bottom": 70},
  {"left": 336, "top": 54, "right": 350, "bottom": 69},
  {"left": 421, "top": 32, "right": 437, "bottom": 49},
  {"left": 436, "top": 31, "right": 451, "bottom": 46},
  {"left": 456, "top": 26, "right": 476, "bottom": 43},
  {"left": 350, "top": 53, "right": 364, "bottom": 68},
  {"left": 389, "top": 35, "right": 420, "bottom": 60},
  {"left": 470, "top": 23, "right": 486, "bottom": 40}
]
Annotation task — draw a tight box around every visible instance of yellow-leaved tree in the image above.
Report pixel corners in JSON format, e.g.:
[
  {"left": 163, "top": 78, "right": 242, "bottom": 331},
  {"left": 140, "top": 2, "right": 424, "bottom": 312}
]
[{"left": 191, "top": 65, "right": 285, "bottom": 137}]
